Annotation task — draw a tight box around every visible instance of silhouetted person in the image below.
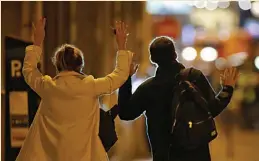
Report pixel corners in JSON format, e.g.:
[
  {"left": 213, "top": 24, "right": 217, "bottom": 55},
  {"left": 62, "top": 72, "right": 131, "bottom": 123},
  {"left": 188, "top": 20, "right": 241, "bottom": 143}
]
[{"left": 118, "top": 36, "right": 238, "bottom": 161}]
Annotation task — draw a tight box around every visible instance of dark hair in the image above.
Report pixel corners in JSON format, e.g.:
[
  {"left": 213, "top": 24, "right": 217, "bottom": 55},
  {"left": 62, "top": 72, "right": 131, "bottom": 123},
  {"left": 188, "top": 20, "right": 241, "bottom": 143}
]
[
  {"left": 52, "top": 44, "right": 84, "bottom": 73},
  {"left": 149, "top": 36, "right": 177, "bottom": 66}
]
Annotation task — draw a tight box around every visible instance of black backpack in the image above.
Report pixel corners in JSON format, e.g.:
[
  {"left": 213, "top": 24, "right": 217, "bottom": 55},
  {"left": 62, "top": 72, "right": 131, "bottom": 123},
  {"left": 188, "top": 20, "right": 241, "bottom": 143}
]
[
  {"left": 170, "top": 68, "right": 217, "bottom": 150},
  {"left": 99, "top": 105, "right": 119, "bottom": 152}
]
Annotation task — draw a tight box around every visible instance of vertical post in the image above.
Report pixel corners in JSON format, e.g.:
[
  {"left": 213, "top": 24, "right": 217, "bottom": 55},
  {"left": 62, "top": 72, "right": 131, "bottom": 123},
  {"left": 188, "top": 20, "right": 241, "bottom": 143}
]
[
  {"left": 101, "top": 2, "right": 113, "bottom": 75},
  {"left": 34, "top": 1, "right": 44, "bottom": 73},
  {"left": 139, "top": 1, "right": 153, "bottom": 77},
  {"left": 70, "top": 1, "right": 77, "bottom": 44},
  {"left": 114, "top": 1, "right": 121, "bottom": 20},
  {"left": 21, "top": 1, "right": 31, "bottom": 41},
  {"left": 43, "top": 2, "right": 70, "bottom": 76}
]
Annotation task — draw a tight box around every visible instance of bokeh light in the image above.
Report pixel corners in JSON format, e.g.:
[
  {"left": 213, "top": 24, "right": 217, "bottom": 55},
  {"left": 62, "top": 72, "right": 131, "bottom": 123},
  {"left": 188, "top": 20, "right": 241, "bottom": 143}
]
[
  {"left": 251, "top": 1, "right": 259, "bottom": 17},
  {"left": 254, "top": 56, "right": 259, "bottom": 70},
  {"left": 218, "top": 0, "right": 230, "bottom": 9},
  {"left": 195, "top": 0, "right": 206, "bottom": 8},
  {"left": 182, "top": 24, "right": 196, "bottom": 45},
  {"left": 206, "top": 1, "right": 218, "bottom": 10},
  {"left": 228, "top": 52, "right": 248, "bottom": 67},
  {"left": 218, "top": 29, "right": 230, "bottom": 41},
  {"left": 238, "top": 0, "right": 252, "bottom": 10},
  {"left": 215, "top": 57, "right": 228, "bottom": 70},
  {"left": 181, "top": 47, "right": 197, "bottom": 61},
  {"left": 200, "top": 47, "right": 218, "bottom": 62}
]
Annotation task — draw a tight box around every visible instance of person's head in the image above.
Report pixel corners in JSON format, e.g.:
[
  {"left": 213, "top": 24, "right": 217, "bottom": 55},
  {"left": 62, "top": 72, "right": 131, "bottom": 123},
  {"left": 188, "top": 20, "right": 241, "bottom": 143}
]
[
  {"left": 52, "top": 44, "right": 84, "bottom": 73},
  {"left": 149, "top": 36, "right": 177, "bottom": 67}
]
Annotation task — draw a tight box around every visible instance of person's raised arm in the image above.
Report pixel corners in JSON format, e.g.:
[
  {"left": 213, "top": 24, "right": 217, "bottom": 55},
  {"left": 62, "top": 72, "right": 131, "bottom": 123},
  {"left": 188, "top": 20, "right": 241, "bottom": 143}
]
[
  {"left": 118, "top": 63, "right": 146, "bottom": 120},
  {"left": 23, "top": 18, "right": 53, "bottom": 97},
  {"left": 94, "top": 21, "right": 133, "bottom": 96},
  {"left": 195, "top": 67, "right": 238, "bottom": 117}
]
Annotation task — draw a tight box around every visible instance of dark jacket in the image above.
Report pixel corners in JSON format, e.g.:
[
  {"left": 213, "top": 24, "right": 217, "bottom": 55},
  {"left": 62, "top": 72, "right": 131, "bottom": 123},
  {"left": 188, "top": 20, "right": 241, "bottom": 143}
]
[{"left": 118, "top": 62, "right": 234, "bottom": 161}]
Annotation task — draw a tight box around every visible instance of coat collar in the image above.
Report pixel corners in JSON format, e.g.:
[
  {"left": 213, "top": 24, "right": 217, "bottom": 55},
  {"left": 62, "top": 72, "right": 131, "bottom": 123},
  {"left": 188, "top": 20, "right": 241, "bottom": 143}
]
[
  {"left": 53, "top": 71, "right": 84, "bottom": 79},
  {"left": 155, "top": 62, "right": 185, "bottom": 79}
]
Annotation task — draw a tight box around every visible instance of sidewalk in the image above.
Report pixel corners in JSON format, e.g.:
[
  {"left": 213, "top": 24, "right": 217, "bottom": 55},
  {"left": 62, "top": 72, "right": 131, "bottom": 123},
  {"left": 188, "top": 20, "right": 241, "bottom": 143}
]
[
  {"left": 132, "top": 129, "right": 259, "bottom": 161},
  {"left": 210, "top": 128, "right": 259, "bottom": 161}
]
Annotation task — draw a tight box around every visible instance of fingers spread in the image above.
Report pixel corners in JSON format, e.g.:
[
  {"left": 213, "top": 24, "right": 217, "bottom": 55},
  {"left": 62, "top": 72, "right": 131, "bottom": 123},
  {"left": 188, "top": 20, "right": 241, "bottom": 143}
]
[
  {"left": 115, "top": 21, "right": 120, "bottom": 34},
  {"left": 234, "top": 69, "right": 240, "bottom": 81},
  {"left": 32, "top": 23, "right": 36, "bottom": 31},
  {"left": 232, "top": 68, "right": 236, "bottom": 79},
  {"left": 121, "top": 22, "right": 125, "bottom": 33},
  {"left": 224, "top": 68, "right": 228, "bottom": 78},
  {"left": 135, "top": 64, "right": 140, "bottom": 71},
  {"left": 231, "top": 67, "right": 236, "bottom": 78},
  {"left": 42, "top": 18, "right": 46, "bottom": 27},
  {"left": 220, "top": 74, "right": 225, "bottom": 79},
  {"left": 125, "top": 24, "right": 128, "bottom": 34},
  {"left": 115, "top": 21, "right": 129, "bottom": 35}
]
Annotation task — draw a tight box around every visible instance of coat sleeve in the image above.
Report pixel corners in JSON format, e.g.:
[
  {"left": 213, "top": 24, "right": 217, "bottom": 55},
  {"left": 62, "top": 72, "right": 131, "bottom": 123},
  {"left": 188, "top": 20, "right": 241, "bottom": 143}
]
[
  {"left": 93, "top": 50, "right": 132, "bottom": 96},
  {"left": 118, "top": 76, "right": 146, "bottom": 120},
  {"left": 194, "top": 70, "right": 234, "bottom": 117},
  {"left": 23, "top": 45, "right": 53, "bottom": 97}
]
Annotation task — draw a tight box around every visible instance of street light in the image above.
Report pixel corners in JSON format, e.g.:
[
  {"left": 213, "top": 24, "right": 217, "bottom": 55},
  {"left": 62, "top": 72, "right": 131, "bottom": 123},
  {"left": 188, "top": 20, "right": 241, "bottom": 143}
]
[
  {"left": 205, "top": 1, "right": 218, "bottom": 10},
  {"left": 251, "top": 1, "right": 259, "bottom": 17},
  {"left": 200, "top": 47, "right": 218, "bottom": 62},
  {"left": 238, "top": 0, "right": 251, "bottom": 10},
  {"left": 218, "top": 0, "right": 230, "bottom": 9},
  {"left": 254, "top": 56, "right": 259, "bottom": 70},
  {"left": 195, "top": 0, "right": 206, "bottom": 8},
  {"left": 181, "top": 47, "right": 197, "bottom": 61},
  {"left": 215, "top": 57, "right": 228, "bottom": 70}
]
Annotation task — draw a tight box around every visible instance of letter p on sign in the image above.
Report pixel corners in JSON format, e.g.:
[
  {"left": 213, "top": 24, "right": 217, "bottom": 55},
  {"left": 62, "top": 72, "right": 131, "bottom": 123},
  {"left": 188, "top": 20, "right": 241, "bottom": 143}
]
[{"left": 11, "top": 60, "right": 22, "bottom": 78}]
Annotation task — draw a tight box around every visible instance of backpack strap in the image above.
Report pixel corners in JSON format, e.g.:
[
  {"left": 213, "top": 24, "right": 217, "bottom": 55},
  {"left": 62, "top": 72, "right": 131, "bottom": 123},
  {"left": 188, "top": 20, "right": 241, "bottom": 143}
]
[
  {"left": 180, "top": 68, "right": 192, "bottom": 81},
  {"left": 170, "top": 68, "right": 210, "bottom": 134},
  {"left": 179, "top": 67, "right": 201, "bottom": 83}
]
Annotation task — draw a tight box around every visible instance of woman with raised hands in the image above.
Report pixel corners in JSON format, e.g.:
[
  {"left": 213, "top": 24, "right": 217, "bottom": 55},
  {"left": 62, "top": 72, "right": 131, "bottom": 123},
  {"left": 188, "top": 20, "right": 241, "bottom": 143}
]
[{"left": 16, "top": 18, "right": 133, "bottom": 161}]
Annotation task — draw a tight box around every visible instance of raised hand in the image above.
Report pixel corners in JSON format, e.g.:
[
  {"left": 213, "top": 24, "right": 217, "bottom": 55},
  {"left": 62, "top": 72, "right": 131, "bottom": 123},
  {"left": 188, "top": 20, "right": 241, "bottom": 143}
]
[
  {"left": 115, "top": 21, "right": 128, "bottom": 50},
  {"left": 220, "top": 67, "right": 240, "bottom": 88},
  {"left": 33, "top": 18, "right": 46, "bottom": 46}
]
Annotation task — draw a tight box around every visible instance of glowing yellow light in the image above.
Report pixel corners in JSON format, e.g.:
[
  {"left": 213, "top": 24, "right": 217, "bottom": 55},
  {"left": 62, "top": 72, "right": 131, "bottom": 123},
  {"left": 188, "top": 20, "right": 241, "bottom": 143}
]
[
  {"left": 181, "top": 47, "right": 197, "bottom": 61},
  {"left": 200, "top": 47, "right": 218, "bottom": 62}
]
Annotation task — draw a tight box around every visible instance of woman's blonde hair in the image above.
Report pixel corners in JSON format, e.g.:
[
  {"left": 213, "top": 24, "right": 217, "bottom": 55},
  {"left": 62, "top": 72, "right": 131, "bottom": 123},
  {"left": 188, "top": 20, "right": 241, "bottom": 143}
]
[{"left": 52, "top": 44, "right": 84, "bottom": 73}]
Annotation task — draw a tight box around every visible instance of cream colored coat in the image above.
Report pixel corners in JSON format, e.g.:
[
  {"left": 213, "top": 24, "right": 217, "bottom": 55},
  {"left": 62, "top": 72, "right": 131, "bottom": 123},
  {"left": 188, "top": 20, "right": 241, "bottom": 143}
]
[{"left": 16, "top": 45, "right": 132, "bottom": 161}]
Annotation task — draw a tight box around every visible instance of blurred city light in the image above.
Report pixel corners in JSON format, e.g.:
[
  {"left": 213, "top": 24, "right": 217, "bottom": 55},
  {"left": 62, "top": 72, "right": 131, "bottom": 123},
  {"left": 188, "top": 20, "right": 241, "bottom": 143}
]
[
  {"left": 228, "top": 52, "right": 248, "bottom": 67},
  {"left": 255, "top": 56, "right": 259, "bottom": 70},
  {"left": 186, "top": 1, "right": 195, "bottom": 6},
  {"left": 218, "top": 29, "right": 230, "bottom": 41},
  {"left": 251, "top": 1, "right": 259, "bottom": 17},
  {"left": 215, "top": 57, "right": 228, "bottom": 70},
  {"left": 200, "top": 47, "right": 218, "bottom": 62},
  {"left": 181, "top": 24, "right": 196, "bottom": 45},
  {"left": 146, "top": 0, "right": 192, "bottom": 15},
  {"left": 218, "top": 0, "right": 230, "bottom": 9},
  {"left": 238, "top": 0, "right": 252, "bottom": 10},
  {"left": 181, "top": 47, "right": 197, "bottom": 61},
  {"left": 205, "top": 1, "right": 218, "bottom": 10},
  {"left": 244, "top": 19, "right": 259, "bottom": 39},
  {"left": 195, "top": 0, "right": 206, "bottom": 8}
]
